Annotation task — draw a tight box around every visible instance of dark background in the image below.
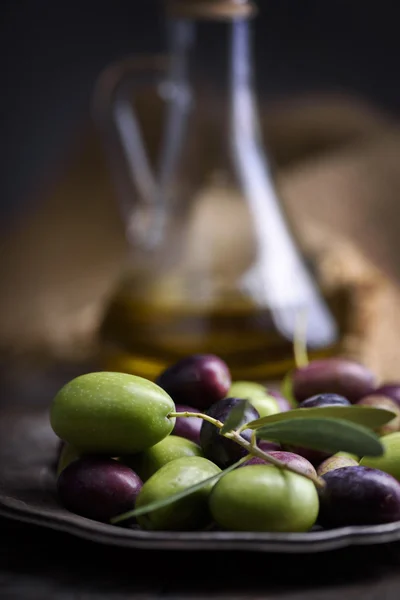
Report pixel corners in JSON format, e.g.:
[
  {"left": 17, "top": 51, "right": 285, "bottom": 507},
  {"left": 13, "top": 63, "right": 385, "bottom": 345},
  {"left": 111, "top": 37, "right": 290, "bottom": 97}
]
[{"left": 1, "top": 0, "right": 399, "bottom": 225}]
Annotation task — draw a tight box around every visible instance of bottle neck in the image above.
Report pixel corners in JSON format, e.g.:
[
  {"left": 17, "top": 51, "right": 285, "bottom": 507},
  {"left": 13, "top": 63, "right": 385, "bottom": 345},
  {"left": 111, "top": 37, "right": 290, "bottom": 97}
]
[{"left": 166, "top": 16, "right": 255, "bottom": 112}]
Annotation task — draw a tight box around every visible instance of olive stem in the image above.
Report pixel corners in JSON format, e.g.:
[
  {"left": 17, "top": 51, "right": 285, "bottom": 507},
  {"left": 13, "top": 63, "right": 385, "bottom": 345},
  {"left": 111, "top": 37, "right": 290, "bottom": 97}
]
[
  {"left": 250, "top": 429, "right": 257, "bottom": 448},
  {"left": 294, "top": 308, "right": 309, "bottom": 368},
  {"left": 225, "top": 430, "right": 325, "bottom": 489},
  {"left": 169, "top": 411, "right": 224, "bottom": 429},
  {"left": 170, "top": 411, "right": 325, "bottom": 489},
  {"left": 236, "top": 421, "right": 253, "bottom": 435}
]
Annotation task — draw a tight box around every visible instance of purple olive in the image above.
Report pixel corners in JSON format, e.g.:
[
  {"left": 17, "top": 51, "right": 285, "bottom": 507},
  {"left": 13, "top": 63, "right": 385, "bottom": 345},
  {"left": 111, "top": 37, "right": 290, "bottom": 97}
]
[
  {"left": 240, "top": 450, "right": 316, "bottom": 477},
  {"left": 299, "top": 393, "right": 351, "bottom": 409},
  {"left": 283, "top": 445, "right": 331, "bottom": 468},
  {"left": 234, "top": 439, "right": 281, "bottom": 465},
  {"left": 258, "top": 440, "right": 281, "bottom": 452},
  {"left": 200, "top": 397, "right": 259, "bottom": 468},
  {"left": 292, "top": 358, "right": 376, "bottom": 404},
  {"left": 57, "top": 457, "right": 143, "bottom": 522},
  {"left": 373, "top": 384, "right": 400, "bottom": 408},
  {"left": 267, "top": 389, "right": 292, "bottom": 412},
  {"left": 172, "top": 404, "right": 202, "bottom": 445},
  {"left": 155, "top": 354, "right": 231, "bottom": 410},
  {"left": 356, "top": 395, "right": 400, "bottom": 435},
  {"left": 318, "top": 466, "right": 400, "bottom": 527},
  {"left": 289, "top": 395, "right": 351, "bottom": 464}
]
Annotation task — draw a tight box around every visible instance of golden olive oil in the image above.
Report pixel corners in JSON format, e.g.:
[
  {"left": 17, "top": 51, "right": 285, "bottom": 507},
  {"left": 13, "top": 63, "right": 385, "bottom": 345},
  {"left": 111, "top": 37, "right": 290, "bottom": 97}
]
[{"left": 97, "top": 283, "right": 349, "bottom": 382}]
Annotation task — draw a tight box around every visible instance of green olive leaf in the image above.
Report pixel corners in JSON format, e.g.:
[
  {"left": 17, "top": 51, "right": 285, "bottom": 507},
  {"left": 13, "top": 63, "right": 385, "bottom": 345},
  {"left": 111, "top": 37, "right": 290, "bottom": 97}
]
[
  {"left": 110, "top": 456, "right": 247, "bottom": 525},
  {"left": 246, "top": 405, "right": 396, "bottom": 430},
  {"left": 281, "top": 370, "right": 297, "bottom": 408},
  {"left": 220, "top": 399, "right": 252, "bottom": 434},
  {"left": 256, "top": 417, "right": 384, "bottom": 457}
]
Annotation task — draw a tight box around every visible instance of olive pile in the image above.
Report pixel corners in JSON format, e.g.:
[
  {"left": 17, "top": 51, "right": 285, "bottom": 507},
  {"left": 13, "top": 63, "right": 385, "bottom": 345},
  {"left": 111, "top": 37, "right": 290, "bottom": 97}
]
[{"left": 50, "top": 355, "right": 400, "bottom": 532}]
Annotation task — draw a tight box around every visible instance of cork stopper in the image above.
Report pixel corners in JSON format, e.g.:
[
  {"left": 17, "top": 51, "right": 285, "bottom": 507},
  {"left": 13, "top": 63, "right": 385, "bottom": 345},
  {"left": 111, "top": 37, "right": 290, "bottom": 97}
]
[{"left": 166, "top": 0, "right": 257, "bottom": 20}]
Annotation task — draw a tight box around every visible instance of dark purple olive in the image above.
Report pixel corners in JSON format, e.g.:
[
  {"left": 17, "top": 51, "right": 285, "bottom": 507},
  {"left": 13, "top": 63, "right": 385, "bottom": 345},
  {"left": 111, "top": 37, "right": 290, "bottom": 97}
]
[
  {"left": 155, "top": 354, "right": 231, "bottom": 410},
  {"left": 172, "top": 404, "right": 202, "bottom": 445},
  {"left": 267, "top": 389, "right": 292, "bottom": 412},
  {"left": 318, "top": 466, "right": 400, "bottom": 527},
  {"left": 292, "top": 358, "right": 376, "bottom": 404},
  {"left": 299, "top": 393, "right": 351, "bottom": 409},
  {"left": 200, "top": 397, "right": 259, "bottom": 468},
  {"left": 373, "top": 384, "right": 400, "bottom": 408},
  {"left": 356, "top": 395, "right": 400, "bottom": 435},
  {"left": 240, "top": 450, "right": 317, "bottom": 477},
  {"left": 57, "top": 457, "right": 143, "bottom": 523}
]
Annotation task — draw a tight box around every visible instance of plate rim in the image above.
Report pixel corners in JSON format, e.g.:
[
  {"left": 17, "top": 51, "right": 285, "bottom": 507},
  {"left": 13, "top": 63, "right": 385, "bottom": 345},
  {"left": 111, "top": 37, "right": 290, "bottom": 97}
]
[{"left": 3, "top": 497, "right": 400, "bottom": 553}]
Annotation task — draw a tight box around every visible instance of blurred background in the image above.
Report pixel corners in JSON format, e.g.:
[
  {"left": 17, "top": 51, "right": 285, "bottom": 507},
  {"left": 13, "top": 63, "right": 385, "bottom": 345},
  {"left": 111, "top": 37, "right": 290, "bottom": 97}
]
[
  {"left": 2, "top": 0, "right": 400, "bottom": 377},
  {"left": 2, "top": 0, "right": 400, "bottom": 225}
]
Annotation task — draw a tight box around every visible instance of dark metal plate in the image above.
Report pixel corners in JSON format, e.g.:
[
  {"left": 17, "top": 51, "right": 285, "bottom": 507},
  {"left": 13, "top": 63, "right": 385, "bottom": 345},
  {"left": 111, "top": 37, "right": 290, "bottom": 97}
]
[{"left": 2, "top": 362, "right": 400, "bottom": 553}]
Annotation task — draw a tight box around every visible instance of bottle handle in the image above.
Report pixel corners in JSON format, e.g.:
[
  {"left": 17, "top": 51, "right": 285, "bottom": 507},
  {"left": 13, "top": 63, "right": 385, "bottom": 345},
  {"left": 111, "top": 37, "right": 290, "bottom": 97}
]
[{"left": 92, "top": 55, "right": 169, "bottom": 248}]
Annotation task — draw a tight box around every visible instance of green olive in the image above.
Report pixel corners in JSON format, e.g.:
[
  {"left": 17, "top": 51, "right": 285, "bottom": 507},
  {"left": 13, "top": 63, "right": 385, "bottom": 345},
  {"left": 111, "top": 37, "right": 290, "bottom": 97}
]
[
  {"left": 360, "top": 432, "right": 400, "bottom": 480},
  {"left": 317, "top": 454, "right": 359, "bottom": 477},
  {"left": 335, "top": 451, "right": 359, "bottom": 462},
  {"left": 122, "top": 435, "right": 204, "bottom": 481},
  {"left": 209, "top": 465, "right": 319, "bottom": 532},
  {"left": 50, "top": 372, "right": 175, "bottom": 455},
  {"left": 228, "top": 381, "right": 279, "bottom": 418},
  {"left": 135, "top": 456, "right": 221, "bottom": 531}
]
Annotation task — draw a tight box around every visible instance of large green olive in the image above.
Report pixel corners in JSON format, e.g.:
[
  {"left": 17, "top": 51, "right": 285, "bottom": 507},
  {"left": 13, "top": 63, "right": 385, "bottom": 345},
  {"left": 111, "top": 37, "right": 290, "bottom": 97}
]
[
  {"left": 228, "top": 381, "right": 279, "bottom": 418},
  {"left": 209, "top": 465, "right": 319, "bottom": 532},
  {"left": 135, "top": 456, "right": 221, "bottom": 530},
  {"left": 50, "top": 372, "right": 175, "bottom": 455},
  {"left": 360, "top": 432, "right": 400, "bottom": 480},
  {"left": 122, "top": 435, "right": 204, "bottom": 481}
]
